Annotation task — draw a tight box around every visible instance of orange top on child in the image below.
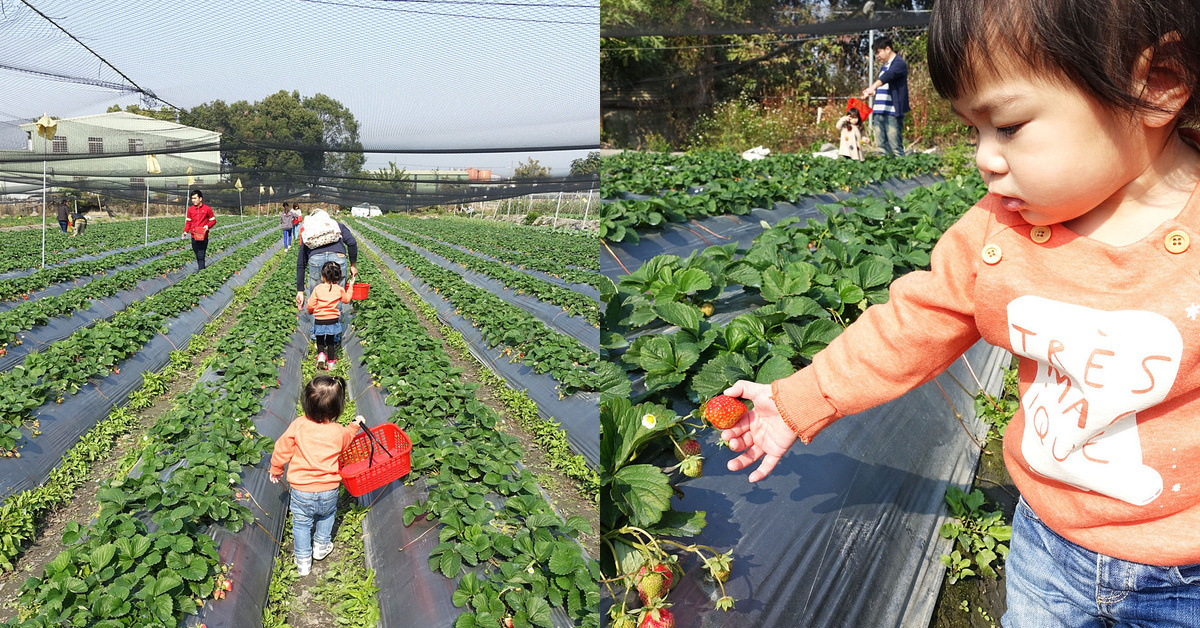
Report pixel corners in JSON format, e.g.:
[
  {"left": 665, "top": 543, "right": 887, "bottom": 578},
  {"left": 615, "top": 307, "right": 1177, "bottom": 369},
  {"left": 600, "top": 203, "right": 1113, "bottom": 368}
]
[{"left": 306, "top": 279, "right": 353, "bottom": 319}]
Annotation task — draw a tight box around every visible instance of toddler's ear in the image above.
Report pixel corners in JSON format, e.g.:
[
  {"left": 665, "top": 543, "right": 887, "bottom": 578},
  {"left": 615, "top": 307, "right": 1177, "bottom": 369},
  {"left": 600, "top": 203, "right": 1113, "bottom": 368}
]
[{"left": 1134, "top": 33, "right": 1192, "bottom": 128}]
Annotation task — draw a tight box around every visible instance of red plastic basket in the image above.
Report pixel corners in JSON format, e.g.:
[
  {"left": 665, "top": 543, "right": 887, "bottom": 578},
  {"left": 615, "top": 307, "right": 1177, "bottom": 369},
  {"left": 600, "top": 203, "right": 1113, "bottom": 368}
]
[
  {"left": 338, "top": 423, "right": 411, "bottom": 496},
  {"left": 349, "top": 282, "right": 370, "bottom": 300}
]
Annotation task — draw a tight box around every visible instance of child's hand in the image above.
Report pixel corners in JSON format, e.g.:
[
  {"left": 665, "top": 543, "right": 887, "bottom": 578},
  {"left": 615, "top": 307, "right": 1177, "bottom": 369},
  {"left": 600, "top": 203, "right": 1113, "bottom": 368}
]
[
  {"left": 720, "top": 380, "right": 799, "bottom": 483},
  {"left": 269, "top": 472, "right": 282, "bottom": 484}
]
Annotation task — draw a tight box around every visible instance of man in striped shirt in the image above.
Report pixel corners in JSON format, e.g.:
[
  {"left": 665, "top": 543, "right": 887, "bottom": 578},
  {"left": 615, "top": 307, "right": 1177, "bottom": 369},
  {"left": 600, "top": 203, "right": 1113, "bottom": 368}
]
[{"left": 862, "top": 36, "right": 910, "bottom": 156}]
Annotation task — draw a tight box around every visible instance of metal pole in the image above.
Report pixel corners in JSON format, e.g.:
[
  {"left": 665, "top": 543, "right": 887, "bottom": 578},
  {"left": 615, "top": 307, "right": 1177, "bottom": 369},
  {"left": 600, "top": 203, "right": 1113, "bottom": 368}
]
[
  {"left": 553, "top": 191, "right": 562, "bottom": 228},
  {"left": 583, "top": 189, "right": 593, "bottom": 222},
  {"left": 868, "top": 29, "right": 875, "bottom": 104},
  {"left": 144, "top": 180, "right": 150, "bottom": 245},
  {"left": 239, "top": 191, "right": 243, "bottom": 222},
  {"left": 41, "top": 154, "right": 46, "bottom": 269}
]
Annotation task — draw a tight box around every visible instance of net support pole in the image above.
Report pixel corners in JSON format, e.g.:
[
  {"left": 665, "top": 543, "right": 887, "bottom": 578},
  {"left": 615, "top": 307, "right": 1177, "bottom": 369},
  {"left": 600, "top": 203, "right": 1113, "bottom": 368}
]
[
  {"left": 144, "top": 180, "right": 150, "bottom": 245},
  {"left": 583, "top": 189, "right": 592, "bottom": 222},
  {"left": 553, "top": 191, "right": 562, "bottom": 228},
  {"left": 41, "top": 153, "right": 46, "bottom": 269}
]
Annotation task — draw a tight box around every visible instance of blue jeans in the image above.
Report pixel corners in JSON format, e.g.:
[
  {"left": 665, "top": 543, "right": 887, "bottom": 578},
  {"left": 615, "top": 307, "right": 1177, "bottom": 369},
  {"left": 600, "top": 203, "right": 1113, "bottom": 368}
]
[
  {"left": 290, "top": 487, "right": 338, "bottom": 560},
  {"left": 305, "top": 251, "right": 348, "bottom": 338},
  {"left": 1004, "top": 497, "right": 1200, "bottom": 627},
  {"left": 283, "top": 228, "right": 293, "bottom": 249},
  {"left": 874, "top": 113, "right": 905, "bottom": 156}
]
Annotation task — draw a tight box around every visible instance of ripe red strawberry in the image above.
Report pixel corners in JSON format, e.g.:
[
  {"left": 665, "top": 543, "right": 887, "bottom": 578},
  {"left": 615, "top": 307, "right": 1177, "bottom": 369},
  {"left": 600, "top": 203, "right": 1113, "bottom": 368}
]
[
  {"left": 681, "top": 458, "right": 703, "bottom": 478},
  {"left": 675, "top": 438, "right": 701, "bottom": 461},
  {"left": 703, "top": 395, "right": 746, "bottom": 429},
  {"left": 639, "top": 608, "right": 675, "bottom": 628},
  {"left": 636, "top": 563, "right": 673, "bottom": 605}
]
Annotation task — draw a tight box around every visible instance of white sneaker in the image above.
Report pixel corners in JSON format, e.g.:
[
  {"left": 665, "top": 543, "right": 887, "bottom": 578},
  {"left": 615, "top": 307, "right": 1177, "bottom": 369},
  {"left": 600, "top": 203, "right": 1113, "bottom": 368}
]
[
  {"left": 296, "top": 556, "right": 312, "bottom": 576},
  {"left": 316, "top": 352, "right": 327, "bottom": 370},
  {"left": 313, "top": 542, "right": 333, "bottom": 561}
]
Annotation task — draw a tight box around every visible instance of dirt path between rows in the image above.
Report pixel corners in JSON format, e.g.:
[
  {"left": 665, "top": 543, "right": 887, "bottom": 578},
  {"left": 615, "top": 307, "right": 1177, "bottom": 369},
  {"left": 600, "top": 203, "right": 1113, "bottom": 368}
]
[{"left": 0, "top": 251, "right": 282, "bottom": 622}]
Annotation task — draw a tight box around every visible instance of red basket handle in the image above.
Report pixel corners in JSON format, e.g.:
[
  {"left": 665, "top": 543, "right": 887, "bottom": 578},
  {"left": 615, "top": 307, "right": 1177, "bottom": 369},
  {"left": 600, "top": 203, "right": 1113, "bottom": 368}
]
[{"left": 359, "top": 423, "right": 395, "bottom": 466}]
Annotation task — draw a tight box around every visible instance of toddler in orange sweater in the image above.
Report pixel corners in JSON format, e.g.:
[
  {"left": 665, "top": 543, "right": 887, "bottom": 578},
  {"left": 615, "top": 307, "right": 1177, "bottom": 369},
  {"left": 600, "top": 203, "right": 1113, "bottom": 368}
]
[
  {"left": 719, "top": 0, "right": 1200, "bottom": 624},
  {"left": 270, "top": 376, "right": 365, "bottom": 575},
  {"left": 306, "top": 261, "right": 354, "bottom": 370}
]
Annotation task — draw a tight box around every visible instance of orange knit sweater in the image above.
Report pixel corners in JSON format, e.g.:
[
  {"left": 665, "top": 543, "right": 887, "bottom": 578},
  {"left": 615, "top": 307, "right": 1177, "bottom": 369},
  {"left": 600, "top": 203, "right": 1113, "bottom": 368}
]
[
  {"left": 306, "top": 283, "right": 351, "bottom": 320},
  {"left": 270, "top": 417, "right": 358, "bottom": 491},
  {"left": 773, "top": 176, "right": 1200, "bottom": 565}
]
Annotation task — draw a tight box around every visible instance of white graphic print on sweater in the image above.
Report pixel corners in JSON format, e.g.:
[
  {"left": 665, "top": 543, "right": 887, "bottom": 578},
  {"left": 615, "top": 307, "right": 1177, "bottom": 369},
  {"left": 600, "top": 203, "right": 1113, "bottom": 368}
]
[{"left": 1007, "top": 296, "right": 1181, "bottom": 505}]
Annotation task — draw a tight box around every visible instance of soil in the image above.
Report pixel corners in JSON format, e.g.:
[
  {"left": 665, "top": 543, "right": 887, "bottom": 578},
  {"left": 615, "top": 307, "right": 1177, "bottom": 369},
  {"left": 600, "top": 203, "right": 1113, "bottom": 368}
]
[
  {"left": 364, "top": 245, "right": 600, "bottom": 558},
  {"left": 927, "top": 403, "right": 1019, "bottom": 627},
  {"left": 278, "top": 490, "right": 359, "bottom": 628},
  {"left": 0, "top": 252, "right": 281, "bottom": 621}
]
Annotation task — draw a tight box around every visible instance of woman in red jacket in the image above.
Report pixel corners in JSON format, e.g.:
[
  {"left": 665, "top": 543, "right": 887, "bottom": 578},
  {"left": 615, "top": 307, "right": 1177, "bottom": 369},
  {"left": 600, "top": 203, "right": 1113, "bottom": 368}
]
[{"left": 181, "top": 189, "right": 216, "bottom": 271}]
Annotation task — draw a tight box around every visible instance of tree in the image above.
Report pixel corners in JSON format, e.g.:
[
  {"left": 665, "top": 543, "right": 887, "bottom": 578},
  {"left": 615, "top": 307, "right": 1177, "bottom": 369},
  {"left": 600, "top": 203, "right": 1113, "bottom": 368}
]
[
  {"left": 179, "top": 91, "right": 363, "bottom": 183},
  {"left": 569, "top": 151, "right": 602, "bottom": 177},
  {"left": 105, "top": 104, "right": 178, "bottom": 122},
  {"left": 513, "top": 157, "right": 551, "bottom": 179}
]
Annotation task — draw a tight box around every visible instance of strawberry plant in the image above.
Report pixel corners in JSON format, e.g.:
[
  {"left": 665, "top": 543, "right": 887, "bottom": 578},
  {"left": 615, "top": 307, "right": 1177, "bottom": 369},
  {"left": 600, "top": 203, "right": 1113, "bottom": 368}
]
[
  {"left": 7, "top": 248, "right": 294, "bottom": 627},
  {"left": 384, "top": 215, "right": 607, "bottom": 290},
  {"left": 0, "top": 220, "right": 270, "bottom": 345},
  {"left": 349, "top": 219, "right": 600, "bottom": 394},
  {"left": 600, "top": 398, "right": 735, "bottom": 621},
  {"left": 350, "top": 258, "right": 601, "bottom": 627},
  {"left": 600, "top": 151, "right": 942, "bottom": 242},
  {"left": 0, "top": 230, "right": 277, "bottom": 452},
  {"left": 364, "top": 219, "right": 601, "bottom": 325}
]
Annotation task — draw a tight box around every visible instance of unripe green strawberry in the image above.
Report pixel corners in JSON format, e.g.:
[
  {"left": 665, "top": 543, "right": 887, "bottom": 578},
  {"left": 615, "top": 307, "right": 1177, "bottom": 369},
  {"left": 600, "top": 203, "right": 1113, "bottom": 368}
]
[
  {"left": 675, "top": 438, "right": 701, "bottom": 461},
  {"left": 610, "top": 614, "right": 637, "bottom": 628},
  {"left": 636, "top": 563, "right": 673, "bottom": 605},
  {"left": 703, "top": 395, "right": 746, "bottom": 430},
  {"left": 681, "top": 457, "right": 703, "bottom": 478},
  {"left": 699, "top": 302, "right": 715, "bottom": 317},
  {"left": 639, "top": 608, "right": 675, "bottom": 628}
]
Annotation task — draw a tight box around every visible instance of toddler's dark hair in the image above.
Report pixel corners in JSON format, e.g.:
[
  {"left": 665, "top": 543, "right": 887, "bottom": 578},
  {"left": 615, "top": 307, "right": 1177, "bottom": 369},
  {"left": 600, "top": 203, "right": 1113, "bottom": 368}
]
[
  {"left": 302, "top": 376, "right": 345, "bottom": 423},
  {"left": 928, "top": 0, "right": 1200, "bottom": 126},
  {"left": 320, "top": 261, "right": 342, "bottom": 284}
]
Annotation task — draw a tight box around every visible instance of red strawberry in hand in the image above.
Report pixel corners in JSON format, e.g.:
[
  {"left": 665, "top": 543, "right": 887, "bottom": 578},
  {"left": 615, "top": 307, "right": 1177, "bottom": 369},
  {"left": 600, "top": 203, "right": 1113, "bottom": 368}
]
[
  {"left": 636, "top": 563, "right": 673, "bottom": 605},
  {"left": 639, "top": 608, "right": 675, "bottom": 628},
  {"left": 704, "top": 395, "right": 746, "bottom": 429}
]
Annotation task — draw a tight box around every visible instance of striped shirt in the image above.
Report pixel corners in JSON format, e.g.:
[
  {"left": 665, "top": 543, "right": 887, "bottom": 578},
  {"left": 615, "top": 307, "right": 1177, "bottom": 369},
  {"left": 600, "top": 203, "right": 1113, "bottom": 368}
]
[{"left": 872, "top": 61, "right": 897, "bottom": 115}]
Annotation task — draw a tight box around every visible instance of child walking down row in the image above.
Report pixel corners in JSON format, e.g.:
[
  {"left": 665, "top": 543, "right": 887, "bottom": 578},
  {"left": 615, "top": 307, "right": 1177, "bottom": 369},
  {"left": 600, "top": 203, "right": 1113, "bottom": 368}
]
[
  {"left": 721, "top": 0, "right": 1200, "bottom": 625},
  {"left": 306, "top": 261, "right": 353, "bottom": 370},
  {"left": 269, "top": 376, "right": 365, "bottom": 575}
]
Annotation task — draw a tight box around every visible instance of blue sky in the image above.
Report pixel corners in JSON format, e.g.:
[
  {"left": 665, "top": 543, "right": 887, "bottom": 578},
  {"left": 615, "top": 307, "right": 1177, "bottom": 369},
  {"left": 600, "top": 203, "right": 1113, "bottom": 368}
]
[{"left": 0, "top": 0, "right": 599, "bottom": 175}]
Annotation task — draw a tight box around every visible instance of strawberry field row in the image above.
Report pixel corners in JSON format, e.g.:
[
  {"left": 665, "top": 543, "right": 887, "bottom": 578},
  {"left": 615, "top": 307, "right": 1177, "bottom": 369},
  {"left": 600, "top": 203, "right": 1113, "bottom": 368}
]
[
  {"left": 0, "top": 280, "right": 245, "bottom": 571},
  {"left": 385, "top": 215, "right": 598, "bottom": 270},
  {"left": 0, "top": 216, "right": 181, "bottom": 274},
  {"left": 600, "top": 174, "right": 989, "bottom": 624},
  {"left": 0, "top": 221, "right": 272, "bottom": 346},
  {"left": 364, "top": 219, "right": 600, "bottom": 325},
  {"left": 599, "top": 152, "right": 941, "bottom": 242},
  {"left": 349, "top": 220, "right": 599, "bottom": 394},
  {"left": 0, "top": 216, "right": 255, "bottom": 276},
  {"left": 4, "top": 244, "right": 295, "bottom": 628},
  {"left": 382, "top": 216, "right": 606, "bottom": 289},
  {"left": 350, "top": 256, "right": 601, "bottom": 628},
  {"left": 0, "top": 228, "right": 277, "bottom": 452},
  {"left": 0, "top": 218, "right": 269, "bottom": 301},
  {"left": 390, "top": 271, "right": 600, "bottom": 500}
]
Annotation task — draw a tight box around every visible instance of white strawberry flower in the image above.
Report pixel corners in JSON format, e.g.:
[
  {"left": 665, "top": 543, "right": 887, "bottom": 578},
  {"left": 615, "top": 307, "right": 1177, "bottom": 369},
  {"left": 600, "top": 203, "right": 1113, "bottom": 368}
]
[{"left": 641, "top": 414, "right": 657, "bottom": 429}]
